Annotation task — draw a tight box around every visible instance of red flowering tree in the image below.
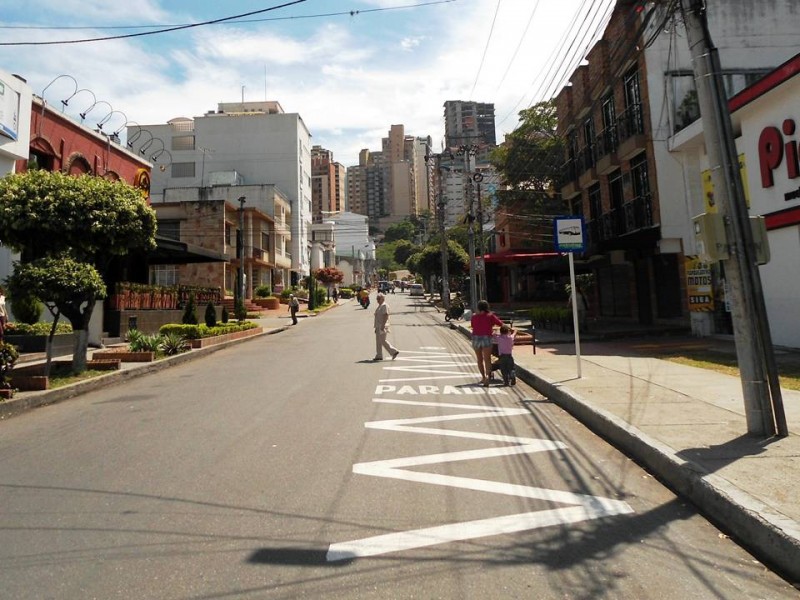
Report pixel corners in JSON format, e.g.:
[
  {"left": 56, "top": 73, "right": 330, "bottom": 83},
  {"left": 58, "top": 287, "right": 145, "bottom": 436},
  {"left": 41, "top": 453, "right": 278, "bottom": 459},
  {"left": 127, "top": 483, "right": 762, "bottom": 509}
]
[{"left": 314, "top": 267, "right": 344, "bottom": 299}]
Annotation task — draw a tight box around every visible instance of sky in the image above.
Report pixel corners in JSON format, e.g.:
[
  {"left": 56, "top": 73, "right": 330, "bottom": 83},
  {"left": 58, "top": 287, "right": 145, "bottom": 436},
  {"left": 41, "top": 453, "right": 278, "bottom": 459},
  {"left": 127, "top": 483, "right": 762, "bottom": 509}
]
[{"left": 0, "top": 0, "right": 615, "bottom": 167}]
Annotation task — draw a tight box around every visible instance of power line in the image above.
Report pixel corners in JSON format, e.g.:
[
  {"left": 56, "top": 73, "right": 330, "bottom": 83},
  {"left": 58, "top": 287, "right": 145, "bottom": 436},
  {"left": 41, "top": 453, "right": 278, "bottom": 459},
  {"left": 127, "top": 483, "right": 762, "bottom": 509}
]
[
  {"left": 494, "top": 0, "right": 542, "bottom": 91},
  {"left": 0, "top": 0, "right": 458, "bottom": 39},
  {"left": 469, "top": 0, "right": 503, "bottom": 98},
  {"left": 0, "top": 1, "right": 308, "bottom": 46}
]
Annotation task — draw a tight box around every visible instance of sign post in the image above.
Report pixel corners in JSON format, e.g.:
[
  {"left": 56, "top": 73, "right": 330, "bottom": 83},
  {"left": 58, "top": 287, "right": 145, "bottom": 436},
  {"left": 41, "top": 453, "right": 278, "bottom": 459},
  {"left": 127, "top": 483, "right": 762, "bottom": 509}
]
[{"left": 554, "top": 217, "right": 586, "bottom": 378}]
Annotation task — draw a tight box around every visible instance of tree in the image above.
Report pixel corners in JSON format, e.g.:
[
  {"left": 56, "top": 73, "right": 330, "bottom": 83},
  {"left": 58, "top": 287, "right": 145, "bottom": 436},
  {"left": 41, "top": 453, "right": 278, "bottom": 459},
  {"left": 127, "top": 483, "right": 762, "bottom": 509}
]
[
  {"left": 383, "top": 219, "right": 416, "bottom": 243},
  {"left": 313, "top": 267, "right": 344, "bottom": 287},
  {"left": 407, "top": 241, "right": 469, "bottom": 282},
  {"left": 393, "top": 239, "right": 418, "bottom": 265},
  {"left": 489, "top": 100, "right": 566, "bottom": 249},
  {"left": 0, "top": 170, "right": 157, "bottom": 267},
  {"left": 7, "top": 256, "right": 106, "bottom": 374},
  {"left": 0, "top": 170, "right": 157, "bottom": 372}
]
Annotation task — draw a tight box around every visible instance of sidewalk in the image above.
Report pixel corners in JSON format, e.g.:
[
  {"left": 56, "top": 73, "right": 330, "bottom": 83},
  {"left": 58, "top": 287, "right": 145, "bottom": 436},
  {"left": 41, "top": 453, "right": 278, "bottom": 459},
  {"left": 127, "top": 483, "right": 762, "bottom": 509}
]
[{"left": 450, "top": 316, "right": 800, "bottom": 583}]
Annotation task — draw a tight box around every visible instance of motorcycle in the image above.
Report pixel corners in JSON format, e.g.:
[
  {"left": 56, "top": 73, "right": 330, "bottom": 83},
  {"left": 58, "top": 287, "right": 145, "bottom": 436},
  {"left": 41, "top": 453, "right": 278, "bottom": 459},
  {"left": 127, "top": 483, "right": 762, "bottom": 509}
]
[
  {"left": 444, "top": 301, "right": 465, "bottom": 321},
  {"left": 359, "top": 294, "right": 371, "bottom": 309}
]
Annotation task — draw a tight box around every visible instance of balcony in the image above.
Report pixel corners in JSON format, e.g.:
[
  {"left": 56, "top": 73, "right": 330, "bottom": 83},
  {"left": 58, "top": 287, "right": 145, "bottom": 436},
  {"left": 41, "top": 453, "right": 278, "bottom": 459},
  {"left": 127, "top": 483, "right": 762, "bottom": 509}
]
[
  {"left": 251, "top": 246, "right": 270, "bottom": 264},
  {"left": 618, "top": 194, "right": 653, "bottom": 235},
  {"left": 617, "top": 104, "right": 646, "bottom": 160},
  {"left": 594, "top": 126, "right": 619, "bottom": 174},
  {"left": 559, "top": 159, "right": 578, "bottom": 198},
  {"left": 577, "top": 144, "right": 598, "bottom": 186}
]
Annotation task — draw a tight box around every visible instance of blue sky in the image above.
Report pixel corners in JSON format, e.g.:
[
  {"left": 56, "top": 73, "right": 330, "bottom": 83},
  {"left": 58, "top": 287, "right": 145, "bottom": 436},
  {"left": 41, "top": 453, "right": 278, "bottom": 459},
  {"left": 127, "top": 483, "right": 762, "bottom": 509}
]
[{"left": 0, "top": 0, "right": 614, "bottom": 166}]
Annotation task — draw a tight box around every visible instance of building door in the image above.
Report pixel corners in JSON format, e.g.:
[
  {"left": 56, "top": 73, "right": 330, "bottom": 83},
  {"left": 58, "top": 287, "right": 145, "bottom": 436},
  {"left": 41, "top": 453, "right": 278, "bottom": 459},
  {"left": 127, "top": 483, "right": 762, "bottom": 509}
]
[{"left": 635, "top": 258, "right": 654, "bottom": 325}]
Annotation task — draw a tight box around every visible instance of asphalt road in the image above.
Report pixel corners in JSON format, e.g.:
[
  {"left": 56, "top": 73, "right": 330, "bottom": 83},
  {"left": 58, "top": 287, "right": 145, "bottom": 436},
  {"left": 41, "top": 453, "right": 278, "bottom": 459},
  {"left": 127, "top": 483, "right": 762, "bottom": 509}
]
[{"left": 0, "top": 294, "right": 796, "bottom": 599}]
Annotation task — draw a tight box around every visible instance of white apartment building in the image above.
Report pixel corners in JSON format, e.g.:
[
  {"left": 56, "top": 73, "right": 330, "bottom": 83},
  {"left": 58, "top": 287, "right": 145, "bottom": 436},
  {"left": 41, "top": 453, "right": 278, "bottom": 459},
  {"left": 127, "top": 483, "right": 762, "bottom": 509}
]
[
  {"left": 0, "top": 70, "right": 31, "bottom": 283},
  {"left": 133, "top": 101, "right": 312, "bottom": 281}
]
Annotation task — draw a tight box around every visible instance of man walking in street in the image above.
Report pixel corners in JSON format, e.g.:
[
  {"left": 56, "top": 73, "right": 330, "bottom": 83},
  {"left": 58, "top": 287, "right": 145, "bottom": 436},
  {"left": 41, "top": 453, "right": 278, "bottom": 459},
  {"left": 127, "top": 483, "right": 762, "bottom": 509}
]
[
  {"left": 289, "top": 294, "right": 300, "bottom": 325},
  {"left": 373, "top": 293, "right": 399, "bottom": 361}
]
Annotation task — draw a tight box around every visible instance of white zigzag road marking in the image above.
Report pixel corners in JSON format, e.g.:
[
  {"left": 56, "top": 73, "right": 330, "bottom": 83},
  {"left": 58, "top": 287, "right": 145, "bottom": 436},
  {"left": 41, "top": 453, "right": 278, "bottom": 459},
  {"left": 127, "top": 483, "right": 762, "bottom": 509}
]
[{"left": 327, "top": 395, "right": 634, "bottom": 562}]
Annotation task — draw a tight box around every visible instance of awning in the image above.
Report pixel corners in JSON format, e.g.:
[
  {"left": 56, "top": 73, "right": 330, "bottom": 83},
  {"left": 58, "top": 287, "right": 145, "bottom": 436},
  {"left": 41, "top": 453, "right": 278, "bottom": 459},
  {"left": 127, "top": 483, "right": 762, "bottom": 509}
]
[
  {"left": 483, "top": 251, "right": 561, "bottom": 263},
  {"left": 148, "top": 235, "right": 228, "bottom": 264}
]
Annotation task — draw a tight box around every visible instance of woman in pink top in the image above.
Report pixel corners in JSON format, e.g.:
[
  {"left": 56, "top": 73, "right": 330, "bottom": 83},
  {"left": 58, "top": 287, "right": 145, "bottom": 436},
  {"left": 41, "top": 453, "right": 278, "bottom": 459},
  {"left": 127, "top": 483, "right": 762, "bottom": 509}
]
[{"left": 470, "top": 300, "right": 504, "bottom": 386}]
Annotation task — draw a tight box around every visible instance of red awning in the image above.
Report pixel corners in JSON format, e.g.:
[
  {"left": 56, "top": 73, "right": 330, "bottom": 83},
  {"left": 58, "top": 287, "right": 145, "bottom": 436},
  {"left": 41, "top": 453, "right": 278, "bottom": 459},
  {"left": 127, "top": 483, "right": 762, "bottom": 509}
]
[{"left": 483, "top": 252, "right": 560, "bottom": 263}]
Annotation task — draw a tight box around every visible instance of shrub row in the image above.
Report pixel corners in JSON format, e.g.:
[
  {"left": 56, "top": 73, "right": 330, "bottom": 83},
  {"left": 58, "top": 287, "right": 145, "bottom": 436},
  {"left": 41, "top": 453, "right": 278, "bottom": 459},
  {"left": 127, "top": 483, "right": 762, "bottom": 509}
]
[
  {"left": 5, "top": 321, "right": 74, "bottom": 336},
  {"left": 159, "top": 321, "right": 258, "bottom": 340}
]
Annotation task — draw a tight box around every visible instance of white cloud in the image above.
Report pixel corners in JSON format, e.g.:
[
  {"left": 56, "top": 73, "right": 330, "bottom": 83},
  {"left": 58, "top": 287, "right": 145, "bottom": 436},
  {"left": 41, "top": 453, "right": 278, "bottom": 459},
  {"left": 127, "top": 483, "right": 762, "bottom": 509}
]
[{"left": 0, "top": 0, "right": 615, "bottom": 165}]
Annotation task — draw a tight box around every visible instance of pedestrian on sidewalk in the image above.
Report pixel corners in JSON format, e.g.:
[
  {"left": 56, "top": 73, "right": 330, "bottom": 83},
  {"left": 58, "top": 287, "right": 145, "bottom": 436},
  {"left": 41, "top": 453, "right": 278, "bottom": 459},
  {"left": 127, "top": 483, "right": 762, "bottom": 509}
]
[
  {"left": 0, "top": 287, "right": 7, "bottom": 340},
  {"left": 470, "top": 299, "right": 503, "bottom": 387},
  {"left": 491, "top": 324, "right": 517, "bottom": 386},
  {"left": 288, "top": 293, "right": 300, "bottom": 325},
  {"left": 332, "top": 287, "right": 339, "bottom": 303},
  {"left": 373, "top": 293, "right": 399, "bottom": 361}
]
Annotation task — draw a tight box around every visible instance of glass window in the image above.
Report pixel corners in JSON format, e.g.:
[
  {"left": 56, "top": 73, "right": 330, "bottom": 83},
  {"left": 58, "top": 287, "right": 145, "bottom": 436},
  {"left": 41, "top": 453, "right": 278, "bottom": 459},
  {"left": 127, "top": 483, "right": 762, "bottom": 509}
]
[
  {"left": 157, "top": 220, "right": 180, "bottom": 240},
  {"left": 171, "top": 135, "right": 195, "bottom": 151},
  {"left": 171, "top": 162, "right": 196, "bottom": 178},
  {"left": 630, "top": 153, "right": 650, "bottom": 199},
  {"left": 150, "top": 265, "right": 178, "bottom": 286}
]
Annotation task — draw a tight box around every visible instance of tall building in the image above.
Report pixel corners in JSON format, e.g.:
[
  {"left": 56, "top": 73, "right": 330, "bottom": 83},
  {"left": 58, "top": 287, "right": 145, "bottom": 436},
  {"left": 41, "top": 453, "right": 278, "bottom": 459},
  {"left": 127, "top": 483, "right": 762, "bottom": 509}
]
[
  {"left": 133, "top": 100, "right": 312, "bottom": 281},
  {"left": 444, "top": 100, "right": 497, "bottom": 148},
  {"left": 311, "top": 145, "right": 347, "bottom": 223}
]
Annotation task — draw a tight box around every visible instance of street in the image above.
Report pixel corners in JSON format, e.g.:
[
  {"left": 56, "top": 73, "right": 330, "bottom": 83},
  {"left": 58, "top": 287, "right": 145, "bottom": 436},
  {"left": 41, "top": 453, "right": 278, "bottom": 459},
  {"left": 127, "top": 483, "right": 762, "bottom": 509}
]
[{"left": 0, "top": 294, "right": 795, "bottom": 599}]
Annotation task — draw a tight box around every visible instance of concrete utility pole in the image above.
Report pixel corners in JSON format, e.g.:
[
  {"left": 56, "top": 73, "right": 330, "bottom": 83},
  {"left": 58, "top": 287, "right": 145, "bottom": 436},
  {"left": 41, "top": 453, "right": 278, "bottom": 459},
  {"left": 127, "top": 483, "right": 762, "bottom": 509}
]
[
  {"left": 461, "top": 145, "right": 479, "bottom": 312},
  {"left": 237, "top": 196, "right": 247, "bottom": 305},
  {"left": 435, "top": 155, "right": 451, "bottom": 309},
  {"left": 682, "top": 0, "right": 786, "bottom": 437}
]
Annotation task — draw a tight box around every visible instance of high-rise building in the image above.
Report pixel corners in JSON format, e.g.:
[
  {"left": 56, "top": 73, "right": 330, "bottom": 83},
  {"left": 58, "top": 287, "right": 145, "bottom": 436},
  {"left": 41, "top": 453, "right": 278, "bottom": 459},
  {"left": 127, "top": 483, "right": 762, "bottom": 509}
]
[
  {"left": 311, "top": 145, "right": 347, "bottom": 223},
  {"left": 134, "top": 100, "right": 313, "bottom": 280},
  {"left": 444, "top": 100, "right": 497, "bottom": 148}
]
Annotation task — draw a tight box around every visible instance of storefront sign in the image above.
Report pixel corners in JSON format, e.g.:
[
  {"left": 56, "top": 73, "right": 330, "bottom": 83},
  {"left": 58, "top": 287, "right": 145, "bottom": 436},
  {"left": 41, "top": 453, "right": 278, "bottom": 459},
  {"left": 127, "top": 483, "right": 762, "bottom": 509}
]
[
  {"left": 758, "top": 118, "right": 800, "bottom": 195},
  {"left": 685, "top": 257, "right": 714, "bottom": 312},
  {"left": 0, "top": 78, "right": 20, "bottom": 141}
]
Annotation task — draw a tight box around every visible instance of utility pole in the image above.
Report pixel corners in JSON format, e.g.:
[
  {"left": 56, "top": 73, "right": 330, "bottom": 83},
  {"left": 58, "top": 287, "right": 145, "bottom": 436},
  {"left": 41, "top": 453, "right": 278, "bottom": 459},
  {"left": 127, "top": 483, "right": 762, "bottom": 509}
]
[
  {"left": 475, "top": 179, "right": 487, "bottom": 303},
  {"left": 434, "top": 153, "right": 451, "bottom": 310},
  {"left": 461, "top": 146, "right": 478, "bottom": 312},
  {"left": 682, "top": 0, "right": 786, "bottom": 437},
  {"left": 237, "top": 196, "right": 247, "bottom": 307}
]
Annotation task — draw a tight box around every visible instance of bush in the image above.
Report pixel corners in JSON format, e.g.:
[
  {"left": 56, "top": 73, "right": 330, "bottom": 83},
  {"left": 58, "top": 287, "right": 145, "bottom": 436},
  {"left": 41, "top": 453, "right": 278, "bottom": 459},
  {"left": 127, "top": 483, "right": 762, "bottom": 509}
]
[
  {"left": 204, "top": 301, "right": 217, "bottom": 327},
  {"left": 0, "top": 340, "right": 19, "bottom": 389},
  {"left": 160, "top": 321, "right": 258, "bottom": 340},
  {"left": 5, "top": 321, "right": 73, "bottom": 336},
  {"left": 10, "top": 293, "right": 43, "bottom": 324},
  {"left": 254, "top": 285, "right": 272, "bottom": 298},
  {"left": 313, "top": 286, "right": 327, "bottom": 307},
  {"left": 221, "top": 305, "right": 229, "bottom": 324},
  {"left": 279, "top": 288, "right": 293, "bottom": 300},
  {"left": 182, "top": 294, "right": 198, "bottom": 325},
  {"left": 127, "top": 329, "right": 162, "bottom": 352},
  {"left": 338, "top": 287, "right": 354, "bottom": 299},
  {"left": 234, "top": 297, "right": 247, "bottom": 322},
  {"left": 159, "top": 332, "right": 189, "bottom": 356}
]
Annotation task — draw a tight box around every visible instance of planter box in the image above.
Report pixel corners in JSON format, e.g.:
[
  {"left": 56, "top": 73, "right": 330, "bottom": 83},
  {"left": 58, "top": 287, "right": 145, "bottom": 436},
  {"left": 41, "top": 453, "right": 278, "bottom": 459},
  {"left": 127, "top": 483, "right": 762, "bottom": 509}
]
[
  {"left": 254, "top": 297, "right": 281, "bottom": 310},
  {"left": 6, "top": 333, "right": 76, "bottom": 355},
  {"left": 93, "top": 350, "right": 155, "bottom": 363},
  {"left": 189, "top": 327, "right": 263, "bottom": 349},
  {"left": 10, "top": 358, "right": 121, "bottom": 391},
  {"left": 0, "top": 388, "right": 13, "bottom": 399}
]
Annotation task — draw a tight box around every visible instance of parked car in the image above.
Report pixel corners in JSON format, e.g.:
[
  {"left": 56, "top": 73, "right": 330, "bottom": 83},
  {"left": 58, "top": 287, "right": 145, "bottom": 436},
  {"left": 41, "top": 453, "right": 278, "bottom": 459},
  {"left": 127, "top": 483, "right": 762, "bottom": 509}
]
[
  {"left": 378, "top": 280, "right": 391, "bottom": 293},
  {"left": 409, "top": 283, "right": 424, "bottom": 297}
]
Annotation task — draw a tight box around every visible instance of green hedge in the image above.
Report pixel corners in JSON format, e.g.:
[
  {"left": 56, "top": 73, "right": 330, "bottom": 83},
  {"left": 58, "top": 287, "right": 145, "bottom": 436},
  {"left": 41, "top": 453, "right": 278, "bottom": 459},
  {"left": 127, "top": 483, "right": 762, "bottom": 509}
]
[
  {"left": 159, "top": 321, "right": 258, "bottom": 340},
  {"left": 5, "top": 321, "right": 73, "bottom": 335}
]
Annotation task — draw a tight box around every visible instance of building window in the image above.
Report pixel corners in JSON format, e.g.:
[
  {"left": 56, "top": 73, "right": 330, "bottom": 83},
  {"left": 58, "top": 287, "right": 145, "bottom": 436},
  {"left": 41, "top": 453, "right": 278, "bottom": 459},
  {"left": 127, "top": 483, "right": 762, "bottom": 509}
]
[
  {"left": 150, "top": 264, "right": 178, "bottom": 286},
  {"left": 157, "top": 220, "right": 180, "bottom": 240},
  {"left": 600, "top": 94, "right": 617, "bottom": 153},
  {"left": 171, "top": 162, "right": 196, "bottom": 178},
  {"left": 588, "top": 183, "right": 602, "bottom": 220},
  {"left": 171, "top": 135, "right": 195, "bottom": 151},
  {"left": 630, "top": 153, "right": 650, "bottom": 199},
  {"left": 581, "top": 117, "right": 596, "bottom": 170},
  {"left": 621, "top": 68, "right": 644, "bottom": 138}
]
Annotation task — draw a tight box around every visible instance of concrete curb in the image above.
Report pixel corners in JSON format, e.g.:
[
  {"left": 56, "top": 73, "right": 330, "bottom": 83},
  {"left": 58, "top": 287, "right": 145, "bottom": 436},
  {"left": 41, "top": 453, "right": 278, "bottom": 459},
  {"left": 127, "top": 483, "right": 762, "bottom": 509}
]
[
  {"left": 451, "top": 321, "right": 800, "bottom": 582},
  {"left": 0, "top": 325, "right": 289, "bottom": 421}
]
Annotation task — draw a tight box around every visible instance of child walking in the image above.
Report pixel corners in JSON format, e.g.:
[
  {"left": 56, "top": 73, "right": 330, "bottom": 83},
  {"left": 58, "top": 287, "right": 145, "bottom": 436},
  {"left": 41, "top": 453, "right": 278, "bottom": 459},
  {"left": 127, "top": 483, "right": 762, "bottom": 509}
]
[{"left": 492, "top": 324, "right": 517, "bottom": 386}]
